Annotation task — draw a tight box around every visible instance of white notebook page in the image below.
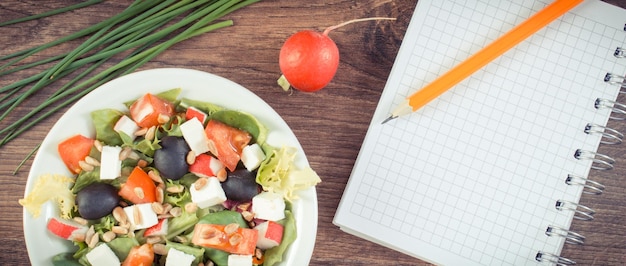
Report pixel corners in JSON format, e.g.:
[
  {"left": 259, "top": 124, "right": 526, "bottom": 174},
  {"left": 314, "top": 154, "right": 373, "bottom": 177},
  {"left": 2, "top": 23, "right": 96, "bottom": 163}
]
[{"left": 334, "top": 0, "right": 626, "bottom": 265}]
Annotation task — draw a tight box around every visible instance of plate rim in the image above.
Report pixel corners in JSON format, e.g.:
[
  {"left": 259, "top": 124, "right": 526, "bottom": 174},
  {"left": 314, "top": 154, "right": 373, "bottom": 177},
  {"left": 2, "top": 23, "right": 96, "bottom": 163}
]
[{"left": 22, "top": 67, "right": 318, "bottom": 266}]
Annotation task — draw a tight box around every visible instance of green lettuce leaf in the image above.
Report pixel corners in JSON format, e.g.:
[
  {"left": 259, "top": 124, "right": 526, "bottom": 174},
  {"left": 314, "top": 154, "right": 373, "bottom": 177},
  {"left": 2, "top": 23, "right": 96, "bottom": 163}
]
[
  {"left": 91, "top": 109, "right": 124, "bottom": 146},
  {"left": 256, "top": 146, "right": 321, "bottom": 201}
]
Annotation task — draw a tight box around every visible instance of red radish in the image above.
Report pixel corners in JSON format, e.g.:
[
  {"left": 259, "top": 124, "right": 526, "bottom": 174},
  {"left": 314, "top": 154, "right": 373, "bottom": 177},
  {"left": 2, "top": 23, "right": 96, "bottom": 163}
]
[
  {"left": 46, "top": 217, "right": 88, "bottom": 241},
  {"left": 189, "top": 153, "right": 225, "bottom": 178},
  {"left": 278, "top": 17, "right": 396, "bottom": 92},
  {"left": 144, "top": 218, "right": 168, "bottom": 237},
  {"left": 254, "top": 220, "right": 284, "bottom": 249}
]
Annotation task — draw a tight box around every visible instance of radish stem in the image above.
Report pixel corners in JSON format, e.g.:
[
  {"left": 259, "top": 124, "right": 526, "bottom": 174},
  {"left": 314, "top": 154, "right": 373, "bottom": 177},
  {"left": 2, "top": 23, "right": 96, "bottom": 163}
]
[{"left": 323, "top": 17, "right": 396, "bottom": 36}]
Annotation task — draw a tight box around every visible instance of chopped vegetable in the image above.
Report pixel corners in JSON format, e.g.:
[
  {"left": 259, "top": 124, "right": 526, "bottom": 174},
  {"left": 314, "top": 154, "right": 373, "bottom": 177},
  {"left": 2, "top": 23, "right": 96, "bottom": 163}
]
[
  {"left": 277, "top": 17, "right": 395, "bottom": 92},
  {"left": 118, "top": 166, "right": 157, "bottom": 204},
  {"left": 256, "top": 146, "right": 321, "bottom": 201},
  {"left": 191, "top": 223, "right": 258, "bottom": 255},
  {"left": 19, "top": 174, "right": 75, "bottom": 219},
  {"left": 129, "top": 93, "right": 175, "bottom": 128},
  {"left": 122, "top": 243, "right": 154, "bottom": 266},
  {"left": 204, "top": 119, "right": 252, "bottom": 171},
  {"left": 57, "top": 134, "right": 94, "bottom": 174}
]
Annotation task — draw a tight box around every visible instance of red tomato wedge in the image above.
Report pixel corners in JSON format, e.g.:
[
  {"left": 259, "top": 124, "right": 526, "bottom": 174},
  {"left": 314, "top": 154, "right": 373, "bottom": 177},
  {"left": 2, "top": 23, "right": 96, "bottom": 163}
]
[
  {"left": 57, "top": 134, "right": 94, "bottom": 174},
  {"left": 129, "top": 93, "right": 175, "bottom": 128},
  {"left": 204, "top": 120, "right": 252, "bottom": 172},
  {"left": 122, "top": 243, "right": 154, "bottom": 266},
  {"left": 118, "top": 166, "right": 157, "bottom": 204},
  {"left": 191, "top": 223, "right": 258, "bottom": 255}
]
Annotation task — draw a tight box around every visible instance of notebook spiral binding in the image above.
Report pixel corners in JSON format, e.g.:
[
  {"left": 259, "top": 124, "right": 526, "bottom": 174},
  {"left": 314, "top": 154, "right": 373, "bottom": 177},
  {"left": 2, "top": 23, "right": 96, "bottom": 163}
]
[
  {"left": 538, "top": 76, "right": 626, "bottom": 265},
  {"left": 605, "top": 73, "right": 625, "bottom": 86},
  {"left": 594, "top": 97, "right": 626, "bottom": 120},
  {"left": 535, "top": 252, "right": 576, "bottom": 266},
  {"left": 616, "top": 47, "right": 625, "bottom": 58}
]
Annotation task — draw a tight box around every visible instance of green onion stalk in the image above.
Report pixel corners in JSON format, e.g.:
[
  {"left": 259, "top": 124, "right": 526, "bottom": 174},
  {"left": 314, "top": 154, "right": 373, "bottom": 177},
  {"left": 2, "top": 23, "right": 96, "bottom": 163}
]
[{"left": 0, "top": 0, "right": 260, "bottom": 151}]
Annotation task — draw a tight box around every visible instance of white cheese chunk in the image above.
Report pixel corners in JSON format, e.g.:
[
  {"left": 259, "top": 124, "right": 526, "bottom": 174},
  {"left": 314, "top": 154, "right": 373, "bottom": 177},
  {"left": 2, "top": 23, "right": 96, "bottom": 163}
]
[
  {"left": 252, "top": 191, "right": 285, "bottom": 221},
  {"left": 190, "top": 177, "right": 226, "bottom": 209},
  {"left": 180, "top": 117, "right": 210, "bottom": 155},
  {"left": 123, "top": 203, "right": 158, "bottom": 230},
  {"left": 165, "top": 248, "right": 195, "bottom": 266},
  {"left": 228, "top": 254, "right": 253, "bottom": 266},
  {"left": 100, "top": 145, "right": 122, "bottom": 180},
  {"left": 113, "top": 115, "right": 140, "bottom": 141},
  {"left": 86, "top": 243, "right": 120, "bottom": 266},
  {"left": 241, "top": 143, "right": 266, "bottom": 171}
]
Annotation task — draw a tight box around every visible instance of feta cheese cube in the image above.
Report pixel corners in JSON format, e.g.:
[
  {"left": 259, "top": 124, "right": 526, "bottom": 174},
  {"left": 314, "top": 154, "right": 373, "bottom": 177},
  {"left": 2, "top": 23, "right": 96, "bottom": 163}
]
[
  {"left": 180, "top": 117, "right": 210, "bottom": 155},
  {"left": 190, "top": 177, "right": 226, "bottom": 209},
  {"left": 228, "top": 254, "right": 253, "bottom": 266},
  {"left": 252, "top": 191, "right": 285, "bottom": 221},
  {"left": 165, "top": 248, "right": 195, "bottom": 266},
  {"left": 113, "top": 115, "right": 140, "bottom": 141},
  {"left": 100, "top": 145, "right": 122, "bottom": 180},
  {"left": 86, "top": 243, "right": 120, "bottom": 266},
  {"left": 123, "top": 203, "right": 158, "bottom": 230},
  {"left": 241, "top": 143, "right": 266, "bottom": 171}
]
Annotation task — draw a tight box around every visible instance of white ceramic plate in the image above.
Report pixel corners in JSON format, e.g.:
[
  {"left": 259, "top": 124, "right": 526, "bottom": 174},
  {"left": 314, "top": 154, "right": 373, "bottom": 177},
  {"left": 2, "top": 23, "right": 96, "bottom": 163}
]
[{"left": 23, "top": 68, "right": 318, "bottom": 265}]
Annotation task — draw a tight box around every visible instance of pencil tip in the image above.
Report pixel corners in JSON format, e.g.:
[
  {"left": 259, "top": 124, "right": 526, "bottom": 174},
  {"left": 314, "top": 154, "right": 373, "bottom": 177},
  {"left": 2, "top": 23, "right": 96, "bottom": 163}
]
[{"left": 381, "top": 115, "right": 396, "bottom": 124}]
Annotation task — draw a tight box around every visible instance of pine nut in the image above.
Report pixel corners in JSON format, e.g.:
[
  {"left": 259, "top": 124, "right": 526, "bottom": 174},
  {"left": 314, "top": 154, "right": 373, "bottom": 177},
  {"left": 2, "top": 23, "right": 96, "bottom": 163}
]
[
  {"left": 134, "top": 127, "right": 148, "bottom": 136},
  {"left": 194, "top": 177, "right": 208, "bottom": 190},
  {"left": 151, "top": 202, "right": 165, "bottom": 215},
  {"left": 133, "top": 205, "right": 142, "bottom": 225},
  {"left": 145, "top": 126, "right": 156, "bottom": 141},
  {"left": 134, "top": 187, "right": 145, "bottom": 199},
  {"left": 84, "top": 156, "right": 100, "bottom": 166},
  {"left": 229, "top": 233, "right": 242, "bottom": 246},
  {"left": 166, "top": 184, "right": 184, "bottom": 193},
  {"left": 217, "top": 168, "right": 227, "bottom": 182},
  {"left": 184, "top": 202, "right": 198, "bottom": 214},
  {"left": 207, "top": 139, "right": 218, "bottom": 156},
  {"left": 137, "top": 159, "right": 149, "bottom": 168},
  {"left": 155, "top": 187, "right": 164, "bottom": 204},
  {"left": 241, "top": 211, "right": 254, "bottom": 222},
  {"left": 112, "top": 207, "right": 127, "bottom": 223},
  {"left": 94, "top": 140, "right": 103, "bottom": 152},
  {"left": 153, "top": 244, "right": 168, "bottom": 255},
  {"left": 170, "top": 207, "right": 182, "bottom": 217},
  {"left": 146, "top": 236, "right": 163, "bottom": 244},
  {"left": 73, "top": 216, "right": 88, "bottom": 225},
  {"left": 78, "top": 160, "right": 94, "bottom": 172},
  {"left": 111, "top": 226, "right": 128, "bottom": 235},
  {"left": 148, "top": 170, "right": 163, "bottom": 183},
  {"left": 87, "top": 233, "right": 99, "bottom": 248},
  {"left": 102, "top": 231, "right": 116, "bottom": 242},
  {"left": 224, "top": 223, "right": 239, "bottom": 235},
  {"left": 85, "top": 225, "right": 95, "bottom": 244},
  {"left": 157, "top": 114, "right": 170, "bottom": 124},
  {"left": 186, "top": 150, "right": 196, "bottom": 165},
  {"left": 119, "top": 147, "right": 132, "bottom": 161}
]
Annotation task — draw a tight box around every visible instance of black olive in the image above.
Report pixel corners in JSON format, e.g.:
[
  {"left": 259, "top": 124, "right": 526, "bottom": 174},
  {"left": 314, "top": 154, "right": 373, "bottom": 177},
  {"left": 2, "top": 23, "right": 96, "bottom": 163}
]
[
  {"left": 76, "top": 183, "right": 119, "bottom": 220},
  {"left": 221, "top": 169, "right": 260, "bottom": 202},
  {"left": 154, "top": 136, "right": 190, "bottom": 180}
]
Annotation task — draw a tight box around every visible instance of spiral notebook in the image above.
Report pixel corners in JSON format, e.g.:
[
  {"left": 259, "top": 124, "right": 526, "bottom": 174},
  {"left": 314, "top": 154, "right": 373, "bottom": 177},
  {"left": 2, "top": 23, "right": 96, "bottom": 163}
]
[{"left": 334, "top": 0, "right": 626, "bottom": 265}]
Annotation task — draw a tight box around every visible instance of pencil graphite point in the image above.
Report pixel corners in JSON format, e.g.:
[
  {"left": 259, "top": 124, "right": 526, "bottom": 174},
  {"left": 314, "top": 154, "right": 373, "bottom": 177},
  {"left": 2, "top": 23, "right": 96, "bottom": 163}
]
[{"left": 381, "top": 115, "right": 396, "bottom": 124}]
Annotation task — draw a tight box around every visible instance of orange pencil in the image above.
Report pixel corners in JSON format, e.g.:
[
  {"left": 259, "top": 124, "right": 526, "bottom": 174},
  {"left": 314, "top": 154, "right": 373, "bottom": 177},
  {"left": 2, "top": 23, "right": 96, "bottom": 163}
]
[{"left": 382, "top": 0, "right": 583, "bottom": 124}]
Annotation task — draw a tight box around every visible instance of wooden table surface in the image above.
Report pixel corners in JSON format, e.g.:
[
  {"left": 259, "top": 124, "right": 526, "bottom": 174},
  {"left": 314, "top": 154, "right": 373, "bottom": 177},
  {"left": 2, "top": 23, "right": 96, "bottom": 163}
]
[{"left": 1, "top": 0, "right": 626, "bottom": 265}]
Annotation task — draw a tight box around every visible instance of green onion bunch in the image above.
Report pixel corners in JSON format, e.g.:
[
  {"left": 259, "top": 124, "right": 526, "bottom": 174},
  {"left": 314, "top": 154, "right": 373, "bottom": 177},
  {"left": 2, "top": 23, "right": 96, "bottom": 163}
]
[{"left": 0, "top": 0, "right": 259, "bottom": 148}]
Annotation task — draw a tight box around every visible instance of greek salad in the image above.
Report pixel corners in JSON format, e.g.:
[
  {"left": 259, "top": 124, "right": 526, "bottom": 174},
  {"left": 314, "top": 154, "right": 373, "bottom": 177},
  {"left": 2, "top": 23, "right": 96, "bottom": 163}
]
[{"left": 20, "top": 88, "right": 321, "bottom": 266}]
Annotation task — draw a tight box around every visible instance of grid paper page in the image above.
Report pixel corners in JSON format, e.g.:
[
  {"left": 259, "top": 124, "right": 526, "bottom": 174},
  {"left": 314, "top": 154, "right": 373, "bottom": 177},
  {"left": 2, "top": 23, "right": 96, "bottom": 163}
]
[{"left": 334, "top": 0, "right": 626, "bottom": 265}]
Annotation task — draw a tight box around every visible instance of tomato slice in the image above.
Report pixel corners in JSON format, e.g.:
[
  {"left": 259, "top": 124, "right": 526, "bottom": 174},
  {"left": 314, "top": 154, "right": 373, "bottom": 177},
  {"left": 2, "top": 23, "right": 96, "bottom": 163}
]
[
  {"left": 122, "top": 243, "right": 154, "bottom": 266},
  {"left": 191, "top": 223, "right": 258, "bottom": 255},
  {"left": 129, "top": 93, "right": 175, "bottom": 128},
  {"left": 57, "top": 134, "right": 94, "bottom": 174},
  {"left": 204, "top": 120, "right": 252, "bottom": 172},
  {"left": 118, "top": 166, "right": 157, "bottom": 204}
]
